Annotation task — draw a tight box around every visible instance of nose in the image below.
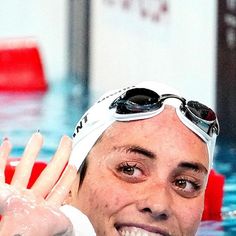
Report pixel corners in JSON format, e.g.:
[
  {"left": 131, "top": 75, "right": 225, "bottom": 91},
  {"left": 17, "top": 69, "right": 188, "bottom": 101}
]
[{"left": 136, "top": 183, "right": 173, "bottom": 221}]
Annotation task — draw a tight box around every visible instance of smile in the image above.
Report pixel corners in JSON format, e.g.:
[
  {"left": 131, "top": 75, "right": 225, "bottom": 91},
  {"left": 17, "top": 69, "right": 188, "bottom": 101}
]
[{"left": 118, "top": 226, "right": 168, "bottom": 236}]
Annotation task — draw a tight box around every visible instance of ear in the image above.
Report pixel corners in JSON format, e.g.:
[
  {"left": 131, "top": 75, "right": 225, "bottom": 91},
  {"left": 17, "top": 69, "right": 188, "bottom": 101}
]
[{"left": 64, "top": 174, "right": 81, "bottom": 206}]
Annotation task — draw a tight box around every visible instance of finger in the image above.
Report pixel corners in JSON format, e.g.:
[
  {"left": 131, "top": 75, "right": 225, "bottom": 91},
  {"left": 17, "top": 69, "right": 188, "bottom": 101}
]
[
  {"left": 32, "top": 135, "right": 72, "bottom": 198},
  {"left": 11, "top": 132, "right": 43, "bottom": 188},
  {"left": 0, "top": 182, "right": 15, "bottom": 215},
  {"left": 0, "top": 139, "right": 12, "bottom": 183},
  {"left": 46, "top": 164, "right": 77, "bottom": 206}
]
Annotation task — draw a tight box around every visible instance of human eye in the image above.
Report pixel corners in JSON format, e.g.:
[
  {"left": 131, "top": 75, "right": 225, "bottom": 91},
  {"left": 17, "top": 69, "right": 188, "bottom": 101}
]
[
  {"left": 116, "top": 162, "right": 145, "bottom": 183},
  {"left": 173, "top": 177, "right": 202, "bottom": 198}
]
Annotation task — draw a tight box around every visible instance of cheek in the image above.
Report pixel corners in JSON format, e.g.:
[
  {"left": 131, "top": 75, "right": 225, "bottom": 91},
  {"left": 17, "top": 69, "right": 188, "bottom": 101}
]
[
  {"left": 175, "top": 196, "right": 204, "bottom": 233},
  {"left": 76, "top": 173, "right": 132, "bottom": 223}
]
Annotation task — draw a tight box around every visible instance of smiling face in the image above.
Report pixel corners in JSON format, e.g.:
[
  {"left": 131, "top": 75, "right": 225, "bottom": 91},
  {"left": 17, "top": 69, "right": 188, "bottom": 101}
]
[{"left": 71, "top": 106, "right": 209, "bottom": 236}]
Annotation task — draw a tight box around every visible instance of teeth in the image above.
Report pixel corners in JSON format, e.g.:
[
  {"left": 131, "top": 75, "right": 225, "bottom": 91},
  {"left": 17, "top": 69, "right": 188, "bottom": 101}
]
[{"left": 119, "top": 227, "right": 162, "bottom": 236}]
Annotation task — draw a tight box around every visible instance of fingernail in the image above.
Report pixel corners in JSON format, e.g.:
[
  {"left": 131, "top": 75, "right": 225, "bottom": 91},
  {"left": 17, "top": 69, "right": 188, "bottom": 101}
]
[
  {"left": 1, "top": 137, "right": 10, "bottom": 147},
  {"left": 27, "top": 132, "right": 43, "bottom": 145},
  {"left": 59, "top": 135, "right": 72, "bottom": 147}
]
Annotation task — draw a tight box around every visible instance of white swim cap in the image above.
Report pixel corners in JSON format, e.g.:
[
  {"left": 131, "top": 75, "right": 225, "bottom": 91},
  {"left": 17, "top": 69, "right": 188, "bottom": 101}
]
[{"left": 69, "top": 81, "right": 219, "bottom": 171}]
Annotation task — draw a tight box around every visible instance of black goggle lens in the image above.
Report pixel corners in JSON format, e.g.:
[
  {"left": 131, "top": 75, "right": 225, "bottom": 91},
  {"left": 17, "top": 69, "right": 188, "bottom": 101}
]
[
  {"left": 187, "top": 101, "right": 216, "bottom": 122},
  {"left": 123, "top": 88, "right": 160, "bottom": 104},
  {"left": 110, "top": 88, "right": 161, "bottom": 114}
]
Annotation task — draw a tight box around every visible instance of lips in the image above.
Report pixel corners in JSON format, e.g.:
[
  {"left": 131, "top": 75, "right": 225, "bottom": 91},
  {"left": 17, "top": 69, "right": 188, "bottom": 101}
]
[{"left": 116, "top": 226, "right": 171, "bottom": 236}]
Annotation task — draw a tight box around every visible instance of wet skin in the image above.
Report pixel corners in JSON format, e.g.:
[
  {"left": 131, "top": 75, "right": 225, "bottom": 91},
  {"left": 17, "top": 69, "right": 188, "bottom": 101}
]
[{"left": 70, "top": 106, "right": 209, "bottom": 236}]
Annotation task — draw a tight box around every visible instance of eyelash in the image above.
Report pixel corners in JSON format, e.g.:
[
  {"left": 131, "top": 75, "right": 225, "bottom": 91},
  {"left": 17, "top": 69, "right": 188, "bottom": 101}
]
[
  {"left": 173, "top": 177, "right": 202, "bottom": 195},
  {"left": 116, "top": 162, "right": 144, "bottom": 182},
  {"left": 118, "top": 162, "right": 138, "bottom": 174}
]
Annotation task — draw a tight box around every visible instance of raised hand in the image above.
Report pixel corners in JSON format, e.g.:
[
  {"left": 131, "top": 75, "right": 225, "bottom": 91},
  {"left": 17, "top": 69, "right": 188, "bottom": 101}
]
[{"left": 0, "top": 133, "right": 77, "bottom": 236}]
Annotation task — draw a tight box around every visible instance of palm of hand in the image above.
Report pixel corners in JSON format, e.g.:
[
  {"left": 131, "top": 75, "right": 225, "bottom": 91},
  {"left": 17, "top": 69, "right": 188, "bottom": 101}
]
[{"left": 0, "top": 133, "right": 77, "bottom": 236}]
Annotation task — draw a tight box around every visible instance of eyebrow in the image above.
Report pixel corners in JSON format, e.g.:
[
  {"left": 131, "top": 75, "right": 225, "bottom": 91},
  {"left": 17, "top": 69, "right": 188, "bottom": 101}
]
[
  {"left": 177, "top": 162, "right": 208, "bottom": 174},
  {"left": 113, "top": 145, "right": 156, "bottom": 159},
  {"left": 112, "top": 146, "right": 208, "bottom": 174}
]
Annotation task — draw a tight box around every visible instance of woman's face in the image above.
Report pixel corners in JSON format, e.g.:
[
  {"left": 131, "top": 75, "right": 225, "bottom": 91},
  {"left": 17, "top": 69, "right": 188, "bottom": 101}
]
[{"left": 71, "top": 107, "right": 209, "bottom": 236}]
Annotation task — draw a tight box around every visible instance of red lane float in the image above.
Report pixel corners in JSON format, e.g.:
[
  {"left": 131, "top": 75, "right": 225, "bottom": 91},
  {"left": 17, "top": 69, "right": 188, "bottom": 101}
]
[
  {"left": 5, "top": 158, "right": 47, "bottom": 188},
  {"left": 202, "top": 169, "right": 225, "bottom": 221},
  {"left": 0, "top": 38, "right": 48, "bottom": 92},
  {"left": 5, "top": 159, "right": 225, "bottom": 221}
]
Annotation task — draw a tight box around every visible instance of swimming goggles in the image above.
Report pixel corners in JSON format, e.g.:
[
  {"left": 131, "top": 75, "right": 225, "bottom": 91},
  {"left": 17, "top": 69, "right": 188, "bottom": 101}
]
[
  {"left": 109, "top": 87, "right": 219, "bottom": 141},
  {"left": 69, "top": 81, "right": 219, "bottom": 171}
]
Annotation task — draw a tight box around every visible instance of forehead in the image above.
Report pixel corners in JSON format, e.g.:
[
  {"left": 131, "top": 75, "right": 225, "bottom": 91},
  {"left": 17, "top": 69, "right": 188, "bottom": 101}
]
[{"left": 95, "top": 106, "right": 209, "bottom": 169}]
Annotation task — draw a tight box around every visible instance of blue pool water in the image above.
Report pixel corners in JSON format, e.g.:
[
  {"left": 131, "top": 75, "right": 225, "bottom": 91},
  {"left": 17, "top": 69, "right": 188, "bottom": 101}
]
[
  {"left": 0, "top": 80, "right": 235, "bottom": 235},
  {"left": 0, "top": 80, "right": 88, "bottom": 159}
]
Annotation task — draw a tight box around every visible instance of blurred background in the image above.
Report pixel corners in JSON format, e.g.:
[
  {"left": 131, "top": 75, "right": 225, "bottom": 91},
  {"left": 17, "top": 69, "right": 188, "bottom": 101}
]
[
  {"left": 0, "top": 0, "right": 217, "bottom": 101},
  {"left": 0, "top": 1, "right": 236, "bottom": 233}
]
